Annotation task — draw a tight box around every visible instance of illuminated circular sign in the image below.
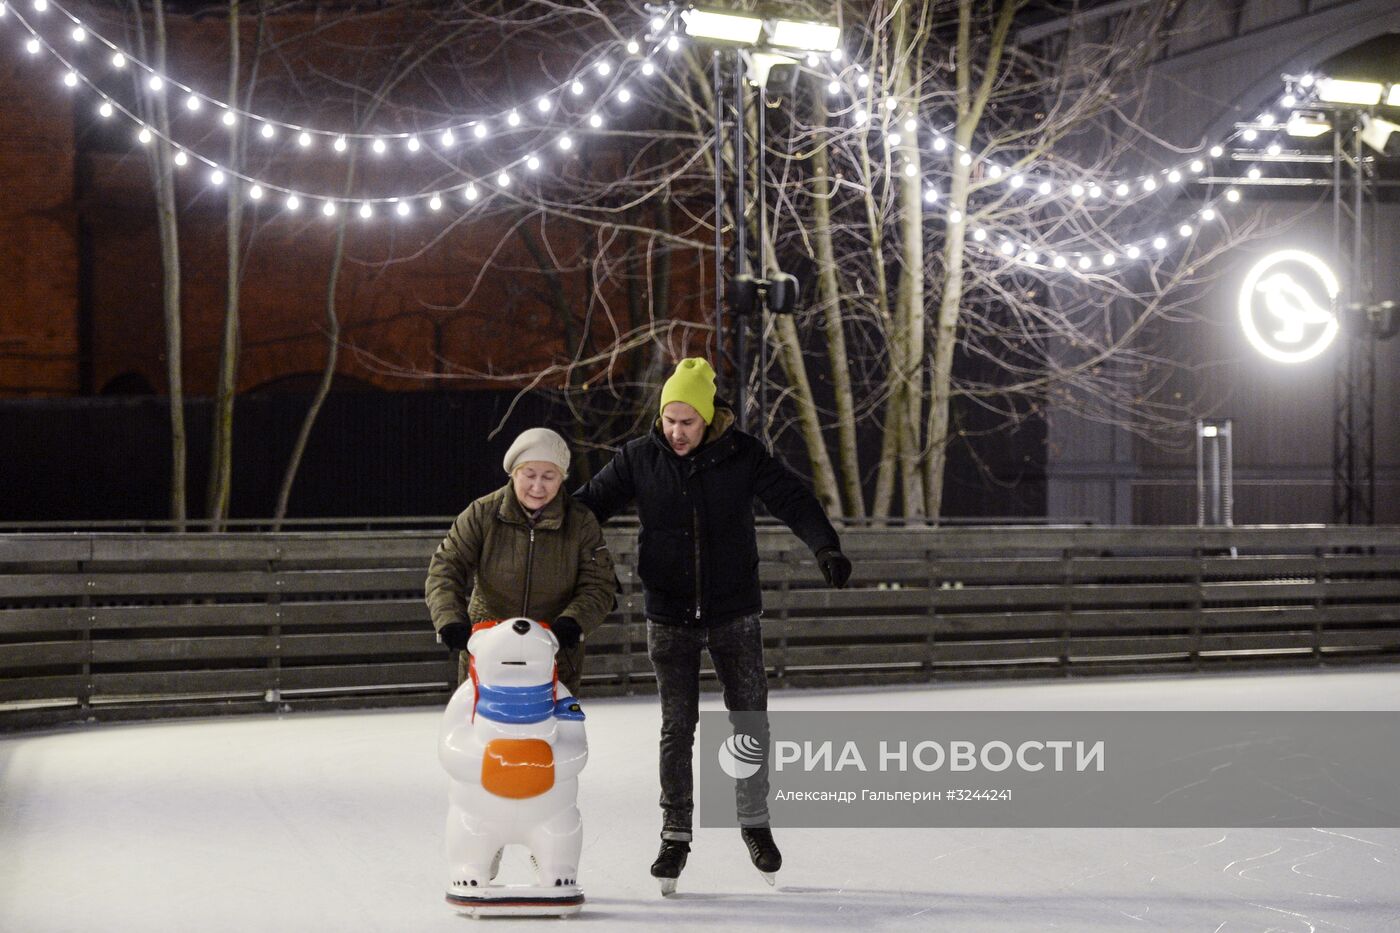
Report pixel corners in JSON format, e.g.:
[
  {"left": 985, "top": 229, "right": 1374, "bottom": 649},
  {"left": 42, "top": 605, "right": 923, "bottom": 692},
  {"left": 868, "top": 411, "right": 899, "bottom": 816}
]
[{"left": 1238, "top": 249, "right": 1340, "bottom": 363}]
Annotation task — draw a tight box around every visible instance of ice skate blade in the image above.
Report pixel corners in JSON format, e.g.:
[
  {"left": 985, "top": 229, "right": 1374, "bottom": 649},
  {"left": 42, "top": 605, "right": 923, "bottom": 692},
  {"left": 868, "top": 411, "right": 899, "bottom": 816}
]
[
  {"left": 658, "top": 877, "right": 678, "bottom": 897},
  {"left": 445, "top": 883, "right": 583, "bottom": 917},
  {"left": 760, "top": 871, "right": 776, "bottom": 887}
]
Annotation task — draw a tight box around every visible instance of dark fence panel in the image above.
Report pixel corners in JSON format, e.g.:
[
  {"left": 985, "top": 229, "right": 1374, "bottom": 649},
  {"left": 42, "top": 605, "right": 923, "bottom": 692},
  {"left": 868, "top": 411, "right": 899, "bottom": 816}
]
[{"left": 3, "top": 524, "right": 1399, "bottom": 730}]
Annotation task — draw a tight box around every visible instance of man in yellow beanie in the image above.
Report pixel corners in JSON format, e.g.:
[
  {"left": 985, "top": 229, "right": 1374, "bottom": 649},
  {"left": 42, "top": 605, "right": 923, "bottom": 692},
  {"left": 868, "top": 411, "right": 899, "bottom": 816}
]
[{"left": 575, "top": 357, "right": 852, "bottom": 894}]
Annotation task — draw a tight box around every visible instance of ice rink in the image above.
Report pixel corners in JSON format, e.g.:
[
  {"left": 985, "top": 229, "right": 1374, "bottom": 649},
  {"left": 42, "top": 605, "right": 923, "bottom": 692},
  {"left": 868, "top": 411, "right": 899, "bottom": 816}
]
[{"left": 3, "top": 668, "right": 1399, "bottom": 931}]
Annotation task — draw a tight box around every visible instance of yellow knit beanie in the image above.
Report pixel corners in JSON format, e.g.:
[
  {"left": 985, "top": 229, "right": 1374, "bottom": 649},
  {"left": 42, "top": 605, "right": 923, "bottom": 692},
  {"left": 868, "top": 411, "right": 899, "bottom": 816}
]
[{"left": 659, "top": 358, "right": 717, "bottom": 424}]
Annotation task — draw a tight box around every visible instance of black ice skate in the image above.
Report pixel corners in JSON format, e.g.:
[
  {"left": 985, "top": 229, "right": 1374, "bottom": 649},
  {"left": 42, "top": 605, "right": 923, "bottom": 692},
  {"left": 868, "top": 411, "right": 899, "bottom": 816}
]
[
  {"left": 741, "top": 827, "right": 781, "bottom": 885},
  {"left": 650, "top": 839, "right": 690, "bottom": 896}
]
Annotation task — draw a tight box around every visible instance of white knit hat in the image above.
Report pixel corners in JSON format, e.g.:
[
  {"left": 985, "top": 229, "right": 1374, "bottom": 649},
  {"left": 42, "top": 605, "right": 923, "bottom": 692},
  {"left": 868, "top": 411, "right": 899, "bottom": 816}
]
[{"left": 502, "top": 427, "right": 571, "bottom": 476}]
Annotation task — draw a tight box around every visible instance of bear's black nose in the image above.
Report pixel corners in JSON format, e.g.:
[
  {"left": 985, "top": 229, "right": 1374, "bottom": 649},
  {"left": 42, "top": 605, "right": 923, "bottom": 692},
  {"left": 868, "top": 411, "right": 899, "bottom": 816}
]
[{"left": 512, "top": 619, "right": 531, "bottom": 635}]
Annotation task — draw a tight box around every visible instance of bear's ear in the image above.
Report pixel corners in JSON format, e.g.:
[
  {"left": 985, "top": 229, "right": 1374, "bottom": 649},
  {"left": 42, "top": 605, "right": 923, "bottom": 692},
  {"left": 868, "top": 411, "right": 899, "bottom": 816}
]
[{"left": 467, "top": 619, "right": 500, "bottom": 655}]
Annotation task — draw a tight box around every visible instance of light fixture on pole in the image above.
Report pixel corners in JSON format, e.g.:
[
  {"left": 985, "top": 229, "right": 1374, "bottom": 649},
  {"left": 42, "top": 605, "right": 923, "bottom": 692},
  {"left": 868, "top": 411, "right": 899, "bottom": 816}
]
[
  {"left": 1284, "top": 110, "right": 1331, "bottom": 138},
  {"left": 1316, "top": 78, "right": 1384, "bottom": 106}
]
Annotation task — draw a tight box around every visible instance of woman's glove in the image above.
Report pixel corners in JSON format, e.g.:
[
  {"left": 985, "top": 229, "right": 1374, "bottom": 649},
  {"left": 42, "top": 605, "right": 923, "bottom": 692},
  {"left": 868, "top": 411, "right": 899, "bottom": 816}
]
[
  {"left": 551, "top": 616, "right": 583, "bottom": 650},
  {"left": 437, "top": 621, "right": 472, "bottom": 651},
  {"left": 816, "top": 548, "right": 853, "bottom": 589}
]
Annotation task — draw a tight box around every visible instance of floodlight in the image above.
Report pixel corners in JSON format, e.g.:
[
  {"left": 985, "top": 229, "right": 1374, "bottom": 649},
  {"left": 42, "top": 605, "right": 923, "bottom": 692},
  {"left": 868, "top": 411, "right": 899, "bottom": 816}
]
[
  {"left": 1285, "top": 110, "right": 1331, "bottom": 138},
  {"left": 1316, "top": 78, "right": 1383, "bottom": 106},
  {"left": 680, "top": 8, "right": 763, "bottom": 45},
  {"left": 747, "top": 50, "right": 798, "bottom": 88},
  {"left": 768, "top": 18, "right": 842, "bottom": 53},
  {"left": 1388, "top": 85, "right": 1400, "bottom": 107},
  {"left": 1361, "top": 114, "right": 1400, "bottom": 153}
]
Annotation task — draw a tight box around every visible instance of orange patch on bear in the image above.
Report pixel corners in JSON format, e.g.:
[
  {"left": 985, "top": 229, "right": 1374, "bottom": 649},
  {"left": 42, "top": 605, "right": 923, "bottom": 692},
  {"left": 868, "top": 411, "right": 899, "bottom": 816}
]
[{"left": 481, "top": 738, "right": 555, "bottom": 798}]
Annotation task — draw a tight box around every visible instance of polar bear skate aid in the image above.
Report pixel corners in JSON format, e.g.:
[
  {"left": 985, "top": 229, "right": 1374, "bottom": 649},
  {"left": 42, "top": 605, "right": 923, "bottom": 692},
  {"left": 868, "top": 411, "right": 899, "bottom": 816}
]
[{"left": 438, "top": 618, "right": 588, "bottom": 917}]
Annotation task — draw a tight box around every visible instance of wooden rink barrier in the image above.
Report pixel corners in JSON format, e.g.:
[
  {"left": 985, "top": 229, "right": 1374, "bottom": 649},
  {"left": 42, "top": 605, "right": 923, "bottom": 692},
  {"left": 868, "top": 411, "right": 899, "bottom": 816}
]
[{"left": 2, "top": 524, "right": 1399, "bottom": 730}]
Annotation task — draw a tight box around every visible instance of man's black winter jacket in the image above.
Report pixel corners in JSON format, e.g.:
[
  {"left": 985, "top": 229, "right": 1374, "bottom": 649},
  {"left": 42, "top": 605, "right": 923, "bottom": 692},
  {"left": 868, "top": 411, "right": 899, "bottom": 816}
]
[{"left": 574, "top": 405, "right": 841, "bottom": 626}]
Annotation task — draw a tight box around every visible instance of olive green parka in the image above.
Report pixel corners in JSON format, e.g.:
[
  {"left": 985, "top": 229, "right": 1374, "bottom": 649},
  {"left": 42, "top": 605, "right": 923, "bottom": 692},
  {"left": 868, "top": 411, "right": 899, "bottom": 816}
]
[{"left": 425, "top": 483, "right": 617, "bottom": 693}]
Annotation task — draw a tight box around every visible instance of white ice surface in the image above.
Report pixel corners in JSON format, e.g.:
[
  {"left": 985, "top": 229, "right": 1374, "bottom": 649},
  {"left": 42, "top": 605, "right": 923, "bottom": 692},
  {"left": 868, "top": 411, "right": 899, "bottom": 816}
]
[{"left": 3, "top": 668, "right": 1399, "bottom": 932}]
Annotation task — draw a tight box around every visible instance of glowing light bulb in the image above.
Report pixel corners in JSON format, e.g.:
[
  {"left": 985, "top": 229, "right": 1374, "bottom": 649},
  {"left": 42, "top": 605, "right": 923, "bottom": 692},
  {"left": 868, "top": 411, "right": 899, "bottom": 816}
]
[
  {"left": 527, "top": 155, "right": 541, "bottom": 171},
  {"left": 904, "top": 118, "right": 917, "bottom": 133},
  {"left": 596, "top": 60, "right": 612, "bottom": 76},
  {"left": 25, "top": 38, "right": 39, "bottom": 54},
  {"left": 558, "top": 135, "right": 573, "bottom": 151},
  {"left": 642, "top": 61, "right": 656, "bottom": 76},
  {"left": 1025, "top": 251, "right": 1039, "bottom": 265},
  {"left": 406, "top": 136, "right": 419, "bottom": 152},
  {"left": 334, "top": 136, "right": 348, "bottom": 152},
  {"left": 210, "top": 169, "right": 225, "bottom": 186},
  {"left": 1103, "top": 253, "right": 1115, "bottom": 266},
  {"left": 137, "top": 127, "right": 152, "bottom": 144},
  {"left": 34, "top": 0, "right": 47, "bottom": 11},
  {"left": 886, "top": 132, "right": 902, "bottom": 147},
  {"left": 322, "top": 201, "right": 336, "bottom": 217},
  {"left": 1179, "top": 224, "right": 1193, "bottom": 237},
  {"left": 1037, "top": 181, "right": 1052, "bottom": 195},
  {"left": 999, "top": 240, "right": 1014, "bottom": 255},
  {"left": 924, "top": 188, "right": 938, "bottom": 203},
  {"left": 464, "top": 184, "right": 479, "bottom": 201},
  {"left": 988, "top": 164, "right": 1003, "bottom": 179},
  {"left": 507, "top": 110, "right": 521, "bottom": 127},
  {"left": 831, "top": 49, "right": 843, "bottom": 62},
  {"left": 1053, "top": 255, "right": 1067, "bottom": 269},
  {"left": 249, "top": 185, "right": 263, "bottom": 201},
  {"left": 1115, "top": 182, "right": 1130, "bottom": 197},
  {"left": 1167, "top": 169, "right": 1182, "bottom": 183},
  {"left": 1126, "top": 245, "right": 1141, "bottom": 259},
  {"left": 1242, "top": 128, "right": 1258, "bottom": 142},
  {"left": 626, "top": 40, "right": 640, "bottom": 55},
  {"left": 1201, "top": 208, "right": 1217, "bottom": 221},
  {"left": 1152, "top": 236, "right": 1167, "bottom": 249},
  {"left": 1142, "top": 177, "right": 1157, "bottom": 191},
  {"left": 1259, "top": 113, "right": 1275, "bottom": 126},
  {"left": 958, "top": 153, "right": 972, "bottom": 167},
  {"left": 1078, "top": 256, "right": 1092, "bottom": 270},
  {"left": 1247, "top": 166, "right": 1262, "bottom": 179},
  {"left": 855, "top": 109, "right": 868, "bottom": 125},
  {"left": 440, "top": 129, "right": 455, "bottom": 147},
  {"left": 1010, "top": 175, "right": 1024, "bottom": 189},
  {"left": 429, "top": 195, "right": 442, "bottom": 211},
  {"left": 173, "top": 150, "right": 188, "bottom": 166},
  {"left": 972, "top": 228, "right": 987, "bottom": 242},
  {"left": 112, "top": 53, "right": 126, "bottom": 68},
  {"left": 1089, "top": 185, "right": 1102, "bottom": 198},
  {"left": 1226, "top": 188, "right": 1241, "bottom": 202},
  {"left": 827, "top": 80, "right": 840, "bottom": 95},
  {"left": 473, "top": 123, "right": 488, "bottom": 139},
  {"left": 904, "top": 163, "right": 916, "bottom": 177},
  {"left": 666, "top": 35, "right": 680, "bottom": 52},
  {"left": 148, "top": 75, "right": 163, "bottom": 91},
  {"left": 497, "top": 172, "right": 511, "bottom": 187},
  {"left": 807, "top": 53, "right": 819, "bottom": 67},
  {"left": 932, "top": 137, "right": 946, "bottom": 152},
  {"left": 62, "top": 71, "right": 77, "bottom": 88},
  {"left": 617, "top": 87, "right": 632, "bottom": 104},
  {"left": 1266, "top": 142, "right": 1281, "bottom": 156},
  {"left": 588, "top": 113, "right": 603, "bottom": 128},
  {"left": 1190, "top": 159, "right": 1204, "bottom": 173},
  {"left": 372, "top": 138, "right": 387, "bottom": 154},
  {"left": 1281, "top": 94, "right": 1296, "bottom": 108},
  {"left": 359, "top": 203, "right": 372, "bottom": 219},
  {"left": 71, "top": 26, "right": 85, "bottom": 42},
  {"left": 1210, "top": 145, "right": 1224, "bottom": 158},
  {"left": 286, "top": 195, "right": 300, "bottom": 211},
  {"left": 221, "top": 111, "right": 236, "bottom": 127},
  {"left": 857, "top": 73, "right": 870, "bottom": 89},
  {"left": 1070, "top": 183, "right": 1085, "bottom": 197},
  {"left": 947, "top": 209, "right": 962, "bottom": 224},
  {"left": 396, "top": 201, "right": 409, "bottom": 217},
  {"left": 98, "top": 101, "right": 113, "bottom": 118},
  {"left": 571, "top": 80, "right": 585, "bottom": 95},
  {"left": 1300, "top": 73, "right": 1315, "bottom": 87},
  {"left": 261, "top": 123, "right": 275, "bottom": 140},
  {"left": 298, "top": 132, "right": 312, "bottom": 148}
]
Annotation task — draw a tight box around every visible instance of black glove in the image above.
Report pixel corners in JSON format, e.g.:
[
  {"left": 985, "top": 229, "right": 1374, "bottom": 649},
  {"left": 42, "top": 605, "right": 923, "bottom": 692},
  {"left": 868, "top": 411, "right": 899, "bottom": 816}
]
[
  {"left": 438, "top": 621, "right": 472, "bottom": 651},
  {"left": 816, "top": 548, "right": 852, "bottom": 589},
  {"left": 552, "top": 616, "right": 583, "bottom": 651}
]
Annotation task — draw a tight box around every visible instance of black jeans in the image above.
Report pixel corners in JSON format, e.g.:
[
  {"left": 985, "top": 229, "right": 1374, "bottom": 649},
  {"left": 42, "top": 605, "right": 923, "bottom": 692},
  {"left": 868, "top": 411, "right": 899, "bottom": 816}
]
[{"left": 646, "top": 613, "right": 770, "bottom": 839}]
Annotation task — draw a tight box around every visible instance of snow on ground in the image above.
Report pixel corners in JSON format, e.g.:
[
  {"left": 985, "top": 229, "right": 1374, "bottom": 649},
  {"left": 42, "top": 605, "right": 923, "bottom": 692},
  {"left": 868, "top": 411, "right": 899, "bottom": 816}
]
[{"left": 2, "top": 668, "right": 1399, "bottom": 932}]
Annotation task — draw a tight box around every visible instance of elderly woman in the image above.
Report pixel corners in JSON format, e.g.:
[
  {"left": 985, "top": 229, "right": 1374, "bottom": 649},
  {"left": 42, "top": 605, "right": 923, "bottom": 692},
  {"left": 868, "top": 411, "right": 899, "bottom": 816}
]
[{"left": 425, "top": 427, "right": 616, "bottom": 695}]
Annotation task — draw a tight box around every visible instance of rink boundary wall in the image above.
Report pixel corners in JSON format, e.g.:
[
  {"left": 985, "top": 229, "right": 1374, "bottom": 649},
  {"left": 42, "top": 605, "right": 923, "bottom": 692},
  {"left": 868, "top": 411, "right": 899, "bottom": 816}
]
[{"left": 2, "top": 524, "right": 1400, "bottom": 730}]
